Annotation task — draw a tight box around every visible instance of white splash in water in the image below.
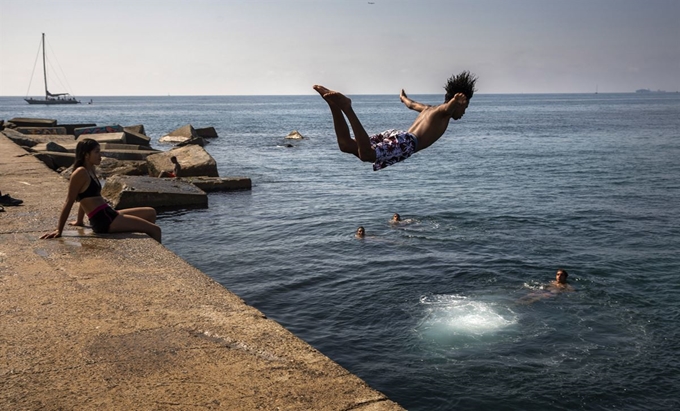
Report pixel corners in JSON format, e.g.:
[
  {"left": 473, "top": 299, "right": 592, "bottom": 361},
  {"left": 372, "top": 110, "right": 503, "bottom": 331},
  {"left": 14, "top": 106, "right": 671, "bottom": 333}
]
[{"left": 418, "top": 294, "right": 518, "bottom": 346}]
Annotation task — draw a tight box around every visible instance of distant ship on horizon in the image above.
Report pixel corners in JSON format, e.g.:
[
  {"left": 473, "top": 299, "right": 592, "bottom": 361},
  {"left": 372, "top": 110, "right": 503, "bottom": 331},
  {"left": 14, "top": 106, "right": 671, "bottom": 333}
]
[{"left": 635, "top": 88, "right": 673, "bottom": 93}]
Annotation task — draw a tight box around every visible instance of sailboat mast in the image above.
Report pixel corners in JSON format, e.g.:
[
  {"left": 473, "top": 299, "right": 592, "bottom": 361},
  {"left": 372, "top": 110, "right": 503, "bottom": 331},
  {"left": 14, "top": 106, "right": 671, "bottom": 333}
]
[{"left": 41, "top": 33, "right": 48, "bottom": 99}]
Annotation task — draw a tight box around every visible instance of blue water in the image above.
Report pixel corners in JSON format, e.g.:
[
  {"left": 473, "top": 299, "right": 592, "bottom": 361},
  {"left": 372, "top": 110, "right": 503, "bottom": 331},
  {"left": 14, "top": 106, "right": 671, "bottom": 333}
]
[{"left": 2, "top": 93, "right": 680, "bottom": 410}]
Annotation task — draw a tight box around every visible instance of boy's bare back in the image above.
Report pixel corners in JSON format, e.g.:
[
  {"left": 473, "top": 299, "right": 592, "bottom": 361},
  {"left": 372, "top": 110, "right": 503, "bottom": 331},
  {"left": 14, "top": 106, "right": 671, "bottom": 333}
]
[{"left": 404, "top": 92, "right": 469, "bottom": 151}]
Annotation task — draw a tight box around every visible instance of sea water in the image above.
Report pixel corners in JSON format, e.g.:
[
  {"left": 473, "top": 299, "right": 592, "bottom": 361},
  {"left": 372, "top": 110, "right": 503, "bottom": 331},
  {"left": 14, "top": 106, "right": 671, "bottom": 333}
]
[{"left": 2, "top": 93, "right": 679, "bottom": 410}]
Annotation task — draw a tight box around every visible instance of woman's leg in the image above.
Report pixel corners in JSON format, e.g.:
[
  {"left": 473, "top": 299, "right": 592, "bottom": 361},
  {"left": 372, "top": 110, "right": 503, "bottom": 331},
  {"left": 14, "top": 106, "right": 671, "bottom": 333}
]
[
  {"left": 108, "top": 213, "right": 162, "bottom": 243},
  {"left": 118, "top": 207, "right": 156, "bottom": 223}
]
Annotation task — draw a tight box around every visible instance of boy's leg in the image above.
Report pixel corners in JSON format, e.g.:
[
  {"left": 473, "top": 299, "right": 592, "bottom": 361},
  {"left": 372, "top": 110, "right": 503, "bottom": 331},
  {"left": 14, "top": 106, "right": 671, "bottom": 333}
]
[
  {"left": 314, "top": 85, "right": 358, "bottom": 157},
  {"left": 313, "top": 85, "right": 376, "bottom": 162}
]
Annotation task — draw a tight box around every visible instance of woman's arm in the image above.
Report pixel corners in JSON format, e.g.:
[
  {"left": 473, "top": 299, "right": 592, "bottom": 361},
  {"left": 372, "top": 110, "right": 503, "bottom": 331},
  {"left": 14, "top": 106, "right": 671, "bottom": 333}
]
[
  {"left": 68, "top": 203, "right": 86, "bottom": 226},
  {"left": 40, "top": 169, "right": 88, "bottom": 239}
]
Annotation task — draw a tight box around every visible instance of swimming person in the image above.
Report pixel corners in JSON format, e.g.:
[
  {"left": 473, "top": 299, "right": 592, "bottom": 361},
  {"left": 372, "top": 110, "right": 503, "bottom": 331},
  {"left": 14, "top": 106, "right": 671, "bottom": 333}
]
[
  {"left": 391, "top": 213, "right": 402, "bottom": 222},
  {"left": 355, "top": 226, "right": 366, "bottom": 239},
  {"left": 40, "top": 138, "right": 162, "bottom": 242},
  {"left": 314, "top": 71, "right": 477, "bottom": 171},
  {"left": 545, "top": 268, "right": 574, "bottom": 292},
  {"left": 519, "top": 269, "right": 574, "bottom": 304}
]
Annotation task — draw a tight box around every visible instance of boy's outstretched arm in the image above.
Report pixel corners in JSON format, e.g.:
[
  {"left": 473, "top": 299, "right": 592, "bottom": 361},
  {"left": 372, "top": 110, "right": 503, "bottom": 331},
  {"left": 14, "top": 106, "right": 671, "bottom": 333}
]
[
  {"left": 400, "top": 89, "right": 429, "bottom": 112},
  {"left": 442, "top": 92, "right": 468, "bottom": 117}
]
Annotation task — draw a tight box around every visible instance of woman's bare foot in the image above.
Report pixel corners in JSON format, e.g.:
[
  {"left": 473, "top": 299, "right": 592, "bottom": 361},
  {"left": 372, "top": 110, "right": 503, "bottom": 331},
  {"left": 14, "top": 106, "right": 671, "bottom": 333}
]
[{"left": 313, "top": 85, "right": 352, "bottom": 110}]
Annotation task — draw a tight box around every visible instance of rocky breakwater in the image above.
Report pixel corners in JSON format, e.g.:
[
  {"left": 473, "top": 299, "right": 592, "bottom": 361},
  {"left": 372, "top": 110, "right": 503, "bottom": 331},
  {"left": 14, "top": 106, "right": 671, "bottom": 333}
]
[{"left": 0, "top": 118, "right": 251, "bottom": 211}]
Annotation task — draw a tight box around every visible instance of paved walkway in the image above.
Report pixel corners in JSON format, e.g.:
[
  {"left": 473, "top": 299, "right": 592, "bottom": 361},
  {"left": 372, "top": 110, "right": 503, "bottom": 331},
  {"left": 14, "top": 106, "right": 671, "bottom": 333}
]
[{"left": 0, "top": 133, "right": 404, "bottom": 410}]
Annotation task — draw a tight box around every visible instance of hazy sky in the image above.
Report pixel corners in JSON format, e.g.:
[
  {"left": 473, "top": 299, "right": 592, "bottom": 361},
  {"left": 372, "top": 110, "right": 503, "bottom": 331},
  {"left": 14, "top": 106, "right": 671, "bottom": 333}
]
[{"left": 1, "top": 0, "right": 678, "bottom": 96}]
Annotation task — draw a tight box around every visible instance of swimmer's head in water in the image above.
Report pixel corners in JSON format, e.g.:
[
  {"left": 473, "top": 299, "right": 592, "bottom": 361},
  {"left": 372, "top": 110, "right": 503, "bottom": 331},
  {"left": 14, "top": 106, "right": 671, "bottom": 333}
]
[
  {"left": 556, "top": 269, "right": 568, "bottom": 284},
  {"left": 356, "top": 226, "right": 365, "bottom": 238},
  {"left": 392, "top": 213, "right": 401, "bottom": 222}
]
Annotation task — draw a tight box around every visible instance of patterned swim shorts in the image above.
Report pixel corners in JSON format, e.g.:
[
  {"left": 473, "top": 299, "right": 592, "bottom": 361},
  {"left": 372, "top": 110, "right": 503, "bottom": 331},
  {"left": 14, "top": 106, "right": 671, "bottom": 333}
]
[{"left": 369, "top": 129, "right": 419, "bottom": 171}]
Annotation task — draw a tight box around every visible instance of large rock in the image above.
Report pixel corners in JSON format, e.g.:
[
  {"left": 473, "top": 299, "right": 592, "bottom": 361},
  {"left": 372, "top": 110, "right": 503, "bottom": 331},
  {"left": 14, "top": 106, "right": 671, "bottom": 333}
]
[
  {"left": 8, "top": 117, "right": 57, "bottom": 127},
  {"left": 73, "top": 125, "right": 124, "bottom": 137},
  {"left": 33, "top": 151, "right": 75, "bottom": 170},
  {"left": 175, "top": 137, "right": 207, "bottom": 147},
  {"left": 124, "top": 124, "right": 146, "bottom": 135},
  {"left": 181, "top": 176, "right": 251, "bottom": 192},
  {"left": 97, "top": 158, "right": 148, "bottom": 178},
  {"left": 31, "top": 141, "right": 69, "bottom": 153},
  {"left": 286, "top": 130, "right": 304, "bottom": 139},
  {"left": 123, "top": 128, "right": 151, "bottom": 147},
  {"left": 146, "top": 145, "right": 218, "bottom": 178},
  {"left": 76, "top": 132, "right": 126, "bottom": 144},
  {"left": 15, "top": 127, "right": 67, "bottom": 135},
  {"left": 60, "top": 158, "right": 148, "bottom": 179},
  {"left": 1, "top": 129, "right": 41, "bottom": 147},
  {"left": 159, "top": 124, "right": 197, "bottom": 143},
  {"left": 195, "top": 126, "right": 218, "bottom": 138},
  {"left": 1, "top": 129, "right": 76, "bottom": 149},
  {"left": 58, "top": 123, "right": 97, "bottom": 135},
  {"left": 102, "top": 175, "right": 208, "bottom": 210}
]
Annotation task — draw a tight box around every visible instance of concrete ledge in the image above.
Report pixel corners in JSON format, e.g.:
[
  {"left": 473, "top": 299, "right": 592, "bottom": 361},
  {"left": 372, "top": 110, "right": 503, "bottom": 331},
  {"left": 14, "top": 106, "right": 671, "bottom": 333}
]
[
  {"left": 0, "top": 133, "right": 404, "bottom": 410},
  {"left": 102, "top": 175, "right": 209, "bottom": 210},
  {"left": 181, "top": 176, "right": 252, "bottom": 192}
]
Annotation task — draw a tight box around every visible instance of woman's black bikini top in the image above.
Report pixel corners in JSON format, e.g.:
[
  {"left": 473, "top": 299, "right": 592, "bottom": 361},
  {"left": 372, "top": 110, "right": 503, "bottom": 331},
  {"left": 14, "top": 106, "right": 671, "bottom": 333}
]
[{"left": 77, "top": 172, "right": 102, "bottom": 201}]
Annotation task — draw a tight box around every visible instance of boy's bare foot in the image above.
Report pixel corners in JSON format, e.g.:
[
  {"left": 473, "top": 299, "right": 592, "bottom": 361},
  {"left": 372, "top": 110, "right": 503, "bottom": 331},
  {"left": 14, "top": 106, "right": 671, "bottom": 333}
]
[
  {"left": 400, "top": 89, "right": 408, "bottom": 103},
  {"left": 313, "top": 85, "right": 352, "bottom": 110}
]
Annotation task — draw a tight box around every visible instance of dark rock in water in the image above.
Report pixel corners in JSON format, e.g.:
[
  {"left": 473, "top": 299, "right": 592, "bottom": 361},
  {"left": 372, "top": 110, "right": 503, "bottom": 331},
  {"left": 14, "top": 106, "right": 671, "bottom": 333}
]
[
  {"left": 195, "top": 126, "right": 218, "bottom": 138},
  {"left": 146, "top": 145, "right": 218, "bottom": 178},
  {"left": 102, "top": 175, "right": 208, "bottom": 210},
  {"left": 181, "top": 176, "right": 252, "bottom": 192},
  {"left": 176, "top": 137, "right": 207, "bottom": 147}
]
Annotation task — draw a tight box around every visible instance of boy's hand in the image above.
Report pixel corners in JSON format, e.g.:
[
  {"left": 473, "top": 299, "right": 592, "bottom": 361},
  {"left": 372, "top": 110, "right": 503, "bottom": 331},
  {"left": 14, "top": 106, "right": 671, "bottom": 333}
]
[{"left": 453, "top": 92, "right": 468, "bottom": 106}]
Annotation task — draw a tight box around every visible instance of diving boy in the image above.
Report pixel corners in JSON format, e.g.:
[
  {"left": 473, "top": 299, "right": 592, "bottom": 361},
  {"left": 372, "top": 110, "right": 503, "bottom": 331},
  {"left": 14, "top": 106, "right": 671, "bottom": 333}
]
[{"left": 314, "top": 71, "right": 477, "bottom": 171}]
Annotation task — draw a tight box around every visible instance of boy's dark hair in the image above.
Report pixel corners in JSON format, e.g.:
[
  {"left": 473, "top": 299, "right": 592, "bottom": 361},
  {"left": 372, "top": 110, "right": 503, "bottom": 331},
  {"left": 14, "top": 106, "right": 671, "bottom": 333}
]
[{"left": 444, "top": 71, "right": 478, "bottom": 102}]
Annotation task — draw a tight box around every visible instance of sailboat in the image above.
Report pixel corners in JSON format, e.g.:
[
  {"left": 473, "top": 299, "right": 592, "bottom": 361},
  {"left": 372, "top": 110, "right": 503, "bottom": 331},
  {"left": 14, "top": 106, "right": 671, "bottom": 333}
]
[{"left": 25, "top": 33, "right": 80, "bottom": 105}]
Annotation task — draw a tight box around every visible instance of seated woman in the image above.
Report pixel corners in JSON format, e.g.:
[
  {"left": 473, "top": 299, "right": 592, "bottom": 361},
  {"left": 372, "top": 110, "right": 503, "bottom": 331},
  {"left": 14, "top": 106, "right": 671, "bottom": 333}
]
[{"left": 40, "top": 138, "right": 162, "bottom": 242}]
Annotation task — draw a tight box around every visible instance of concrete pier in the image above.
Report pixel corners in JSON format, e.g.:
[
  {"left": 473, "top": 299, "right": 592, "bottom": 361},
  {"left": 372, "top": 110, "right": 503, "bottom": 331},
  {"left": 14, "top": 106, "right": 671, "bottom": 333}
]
[{"left": 0, "top": 133, "right": 404, "bottom": 410}]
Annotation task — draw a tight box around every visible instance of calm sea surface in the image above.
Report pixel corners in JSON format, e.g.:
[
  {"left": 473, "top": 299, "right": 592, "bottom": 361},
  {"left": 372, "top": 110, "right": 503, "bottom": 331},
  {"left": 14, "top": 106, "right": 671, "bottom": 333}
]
[{"left": 2, "top": 93, "right": 680, "bottom": 410}]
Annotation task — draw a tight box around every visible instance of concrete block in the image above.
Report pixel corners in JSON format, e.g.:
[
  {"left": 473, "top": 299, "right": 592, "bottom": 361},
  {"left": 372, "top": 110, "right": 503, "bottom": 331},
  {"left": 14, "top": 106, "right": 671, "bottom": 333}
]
[
  {"left": 74, "top": 124, "right": 124, "bottom": 137},
  {"left": 102, "top": 175, "right": 208, "bottom": 210},
  {"left": 146, "top": 145, "right": 218, "bottom": 178},
  {"left": 15, "top": 127, "right": 68, "bottom": 135},
  {"left": 8, "top": 117, "right": 57, "bottom": 127},
  {"left": 76, "top": 132, "right": 126, "bottom": 144},
  {"left": 182, "top": 176, "right": 251, "bottom": 192},
  {"left": 195, "top": 126, "right": 218, "bottom": 138}
]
